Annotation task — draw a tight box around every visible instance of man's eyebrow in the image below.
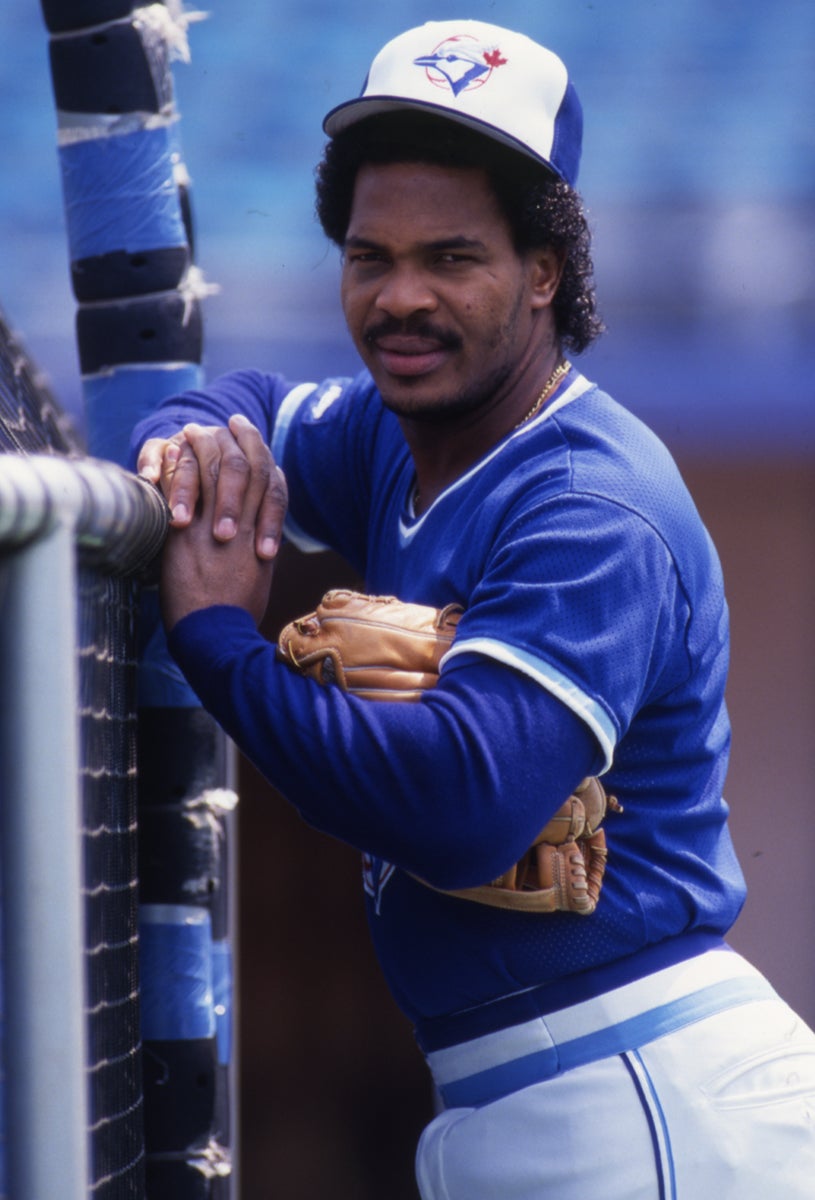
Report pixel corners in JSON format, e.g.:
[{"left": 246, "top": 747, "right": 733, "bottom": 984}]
[
  {"left": 343, "top": 234, "right": 489, "bottom": 252},
  {"left": 425, "top": 235, "right": 489, "bottom": 253},
  {"left": 343, "top": 235, "right": 384, "bottom": 250}
]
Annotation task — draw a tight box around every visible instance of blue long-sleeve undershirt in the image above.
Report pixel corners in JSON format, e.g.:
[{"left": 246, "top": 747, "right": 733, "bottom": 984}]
[{"left": 168, "top": 604, "right": 601, "bottom": 891}]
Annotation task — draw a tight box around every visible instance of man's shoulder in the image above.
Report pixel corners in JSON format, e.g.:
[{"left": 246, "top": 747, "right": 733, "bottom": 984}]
[
  {"left": 277, "top": 369, "right": 390, "bottom": 430},
  {"left": 499, "top": 374, "right": 711, "bottom": 559},
  {"left": 543, "top": 377, "right": 688, "bottom": 503}
]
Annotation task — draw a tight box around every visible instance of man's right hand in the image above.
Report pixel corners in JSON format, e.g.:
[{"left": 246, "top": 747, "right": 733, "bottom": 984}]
[{"left": 138, "top": 413, "right": 286, "bottom": 561}]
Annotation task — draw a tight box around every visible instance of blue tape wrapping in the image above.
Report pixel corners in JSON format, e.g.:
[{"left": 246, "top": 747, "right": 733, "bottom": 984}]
[
  {"left": 140, "top": 905, "right": 215, "bottom": 1042},
  {"left": 83, "top": 361, "right": 202, "bottom": 466},
  {"left": 59, "top": 124, "right": 187, "bottom": 262},
  {"left": 211, "top": 939, "right": 233, "bottom": 1066}
]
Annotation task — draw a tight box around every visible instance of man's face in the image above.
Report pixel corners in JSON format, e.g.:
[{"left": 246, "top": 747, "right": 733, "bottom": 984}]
[{"left": 340, "top": 161, "right": 555, "bottom": 423}]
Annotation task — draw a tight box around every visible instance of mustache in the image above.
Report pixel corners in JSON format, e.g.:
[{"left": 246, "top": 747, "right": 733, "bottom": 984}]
[{"left": 363, "top": 316, "right": 462, "bottom": 350}]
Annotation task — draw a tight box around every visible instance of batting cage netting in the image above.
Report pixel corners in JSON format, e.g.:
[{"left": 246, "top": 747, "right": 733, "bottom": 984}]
[
  {"left": 0, "top": 304, "right": 165, "bottom": 1198},
  {"left": 2, "top": 4, "right": 236, "bottom": 1199}
]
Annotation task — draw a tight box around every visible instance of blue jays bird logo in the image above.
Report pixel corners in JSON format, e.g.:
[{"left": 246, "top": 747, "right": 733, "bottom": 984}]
[
  {"left": 414, "top": 34, "right": 507, "bottom": 97},
  {"left": 362, "top": 853, "right": 396, "bottom": 914}
]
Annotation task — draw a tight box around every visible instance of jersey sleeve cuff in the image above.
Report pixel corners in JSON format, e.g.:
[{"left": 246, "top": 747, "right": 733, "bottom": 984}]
[
  {"left": 167, "top": 605, "right": 261, "bottom": 683},
  {"left": 441, "top": 636, "right": 618, "bottom": 773}
]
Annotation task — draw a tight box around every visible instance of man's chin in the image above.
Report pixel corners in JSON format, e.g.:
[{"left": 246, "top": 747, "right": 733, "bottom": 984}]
[
  {"left": 369, "top": 370, "right": 441, "bottom": 417},
  {"left": 379, "top": 387, "right": 486, "bottom": 426}
]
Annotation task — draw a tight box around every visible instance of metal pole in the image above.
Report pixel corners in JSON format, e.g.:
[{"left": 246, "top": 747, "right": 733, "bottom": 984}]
[{"left": 0, "top": 523, "right": 89, "bottom": 1200}]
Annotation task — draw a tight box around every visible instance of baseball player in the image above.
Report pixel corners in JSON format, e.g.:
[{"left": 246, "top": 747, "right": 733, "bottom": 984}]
[{"left": 134, "top": 21, "right": 815, "bottom": 1199}]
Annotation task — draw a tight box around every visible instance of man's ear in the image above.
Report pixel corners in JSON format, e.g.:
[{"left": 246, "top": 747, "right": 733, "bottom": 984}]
[{"left": 529, "top": 247, "right": 565, "bottom": 310}]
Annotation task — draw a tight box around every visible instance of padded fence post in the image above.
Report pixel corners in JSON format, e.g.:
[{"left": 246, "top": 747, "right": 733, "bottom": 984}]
[
  {"left": 0, "top": 522, "right": 89, "bottom": 1200},
  {"left": 41, "top": 4, "right": 237, "bottom": 1196},
  {"left": 0, "top": 451, "right": 171, "bottom": 1199}
]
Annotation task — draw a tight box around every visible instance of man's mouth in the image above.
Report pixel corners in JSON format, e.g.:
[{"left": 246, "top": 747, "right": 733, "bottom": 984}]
[
  {"left": 374, "top": 335, "right": 449, "bottom": 377},
  {"left": 364, "top": 323, "right": 461, "bottom": 379}
]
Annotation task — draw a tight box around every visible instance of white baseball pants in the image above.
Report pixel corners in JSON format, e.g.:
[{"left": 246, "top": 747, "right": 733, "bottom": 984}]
[{"left": 415, "top": 950, "right": 815, "bottom": 1199}]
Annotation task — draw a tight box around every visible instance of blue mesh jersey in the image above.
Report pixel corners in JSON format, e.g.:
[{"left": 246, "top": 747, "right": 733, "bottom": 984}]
[{"left": 132, "top": 364, "right": 747, "bottom": 1026}]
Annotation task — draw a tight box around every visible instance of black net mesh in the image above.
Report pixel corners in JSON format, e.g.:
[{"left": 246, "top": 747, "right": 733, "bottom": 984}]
[
  {"left": 79, "top": 566, "right": 146, "bottom": 1198},
  {"left": 0, "top": 306, "right": 80, "bottom": 455},
  {"left": 0, "top": 308, "right": 147, "bottom": 1197}
]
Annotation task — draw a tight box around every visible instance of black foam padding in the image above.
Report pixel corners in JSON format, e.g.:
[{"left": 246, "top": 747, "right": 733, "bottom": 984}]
[
  {"left": 138, "top": 802, "right": 224, "bottom": 909},
  {"left": 49, "top": 21, "right": 172, "bottom": 114},
  {"left": 146, "top": 1158, "right": 231, "bottom": 1200},
  {"left": 76, "top": 291, "right": 203, "bottom": 373},
  {"left": 41, "top": 0, "right": 136, "bottom": 34},
  {"left": 142, "top": 1038, "right": 218, "bottom": 1152},
  {"left": 138, "top": 707, "right": 229, "bottom": 804},
  {"left": 178, "top": 180, "right": 196, "bottom": 258},
  {"left": 71, "top": 244, "right": 190, "bottom": 303}
]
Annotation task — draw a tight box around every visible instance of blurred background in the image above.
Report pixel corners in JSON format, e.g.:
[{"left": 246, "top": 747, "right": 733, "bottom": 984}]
[{"left": 3, "top": 2, "right": 814, "bottom": 1197}]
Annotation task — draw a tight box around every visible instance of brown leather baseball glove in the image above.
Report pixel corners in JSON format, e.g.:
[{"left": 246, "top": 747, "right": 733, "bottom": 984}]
[
  {"left": 446, "top": 776, "right": 622, "bottom": 914},
  {"left": 276, "top": 588, "right": 463, "bottom": 701},
  {"left": 277, "top": 589, "right": 619, "bottom": 913}
]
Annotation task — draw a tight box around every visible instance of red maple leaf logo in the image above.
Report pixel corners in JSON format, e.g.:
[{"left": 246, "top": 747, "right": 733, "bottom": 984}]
[{"left": 483, "top": 49, "right": 507, "bottom": 68}]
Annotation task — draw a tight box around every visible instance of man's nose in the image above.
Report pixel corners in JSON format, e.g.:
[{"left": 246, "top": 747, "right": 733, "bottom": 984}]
[{"left": 374, "top": 265, "right": 438, "bottom": 318}]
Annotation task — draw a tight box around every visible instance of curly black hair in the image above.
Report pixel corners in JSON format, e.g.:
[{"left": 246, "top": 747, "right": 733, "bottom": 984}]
[{"left": 315, "top": 111, "right": 604, "bottom": 354}]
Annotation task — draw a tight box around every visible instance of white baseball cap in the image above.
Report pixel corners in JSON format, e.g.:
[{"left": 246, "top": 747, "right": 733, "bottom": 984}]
[{"left": 323, "top": 20, "right": 583, "bottom": 187}]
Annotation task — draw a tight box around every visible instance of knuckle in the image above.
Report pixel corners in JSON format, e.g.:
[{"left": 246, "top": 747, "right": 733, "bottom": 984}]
[
  {"left": 222, "top": 448, "right": 251, "bottom": 479},
  {"left": 269, "top": 476, "right": 288, "bottom": 506},
  {"left": 252, "top": 457, "right": 273, "bottom": 487},
  {"left": 174, "top": 451, "right": 199, "bottom": 476}
]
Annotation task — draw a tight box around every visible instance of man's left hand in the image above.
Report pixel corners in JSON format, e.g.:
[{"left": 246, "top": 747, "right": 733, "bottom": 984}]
[{"left": 159, "top": 419, "right": 286, "bottom": 630}]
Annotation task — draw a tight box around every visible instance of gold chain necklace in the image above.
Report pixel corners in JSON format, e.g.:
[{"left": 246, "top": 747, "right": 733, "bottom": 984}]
[{"left": 514, "top": 359, "right": 571, "bottom": 428}]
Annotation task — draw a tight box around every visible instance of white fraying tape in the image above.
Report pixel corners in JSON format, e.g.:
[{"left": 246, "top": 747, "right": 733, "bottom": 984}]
[
  {"left": 135, "top": 2, "right": 209, "bottom": 65},
  {"left": 198, "top": 788, "right": 239, "bottom": 814},
  {"left": 56, "top": 108, "right": 179, "bottom": 146},
  {"left": 180, "top": 266, "right": 222, "bottom": 323},
  {"left": 173, "top": 157, "right": 192, "bottom": 189}
]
